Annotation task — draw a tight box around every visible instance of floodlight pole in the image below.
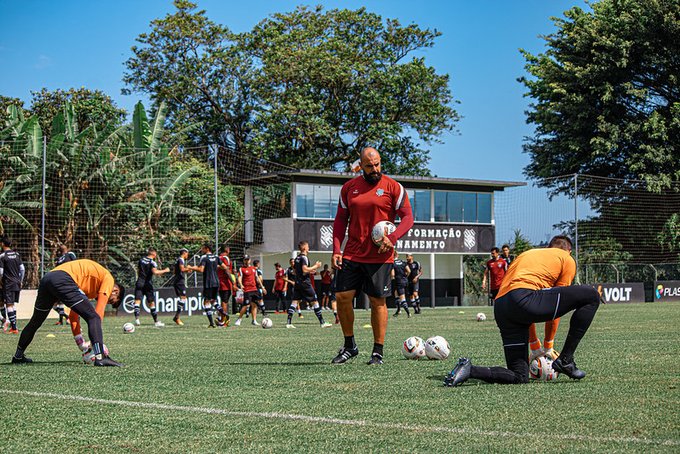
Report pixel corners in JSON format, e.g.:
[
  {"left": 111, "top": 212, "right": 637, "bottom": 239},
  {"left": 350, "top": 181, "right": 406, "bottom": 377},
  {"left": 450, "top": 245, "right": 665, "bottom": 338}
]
[{"left": 41, "top": 136, "right": 46, "bottom": 277}]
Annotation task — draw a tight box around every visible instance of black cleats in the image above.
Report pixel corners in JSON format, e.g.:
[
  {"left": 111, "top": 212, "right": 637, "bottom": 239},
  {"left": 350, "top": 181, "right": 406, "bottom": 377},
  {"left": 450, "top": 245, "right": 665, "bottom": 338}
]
[
  {"left": 94, "top": 356, "right": 124, "bottom": 367},
  {"left": 444, "top": 357, "right": 472, "bottom": 387},
  {"left": 552, "top": 357, "right": 586, "bottom": 380},
  {"left": 11, "top": 355, "right": 33, "bottom": 364},
  {"left": 366, "top": 353, "right": 384, "bottom": 365},
  {"left": 331, "top": 347, "right": 359, "bottom": 364}
]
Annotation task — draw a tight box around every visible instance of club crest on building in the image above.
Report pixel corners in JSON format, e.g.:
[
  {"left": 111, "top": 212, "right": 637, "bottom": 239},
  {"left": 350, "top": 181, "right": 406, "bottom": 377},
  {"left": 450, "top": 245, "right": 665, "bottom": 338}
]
[
  {"left": 463, "top": 229, "right": 476, "bottom": 250},
  {"left": 319, "top": 225, "right": 334, "bottom": 248}
]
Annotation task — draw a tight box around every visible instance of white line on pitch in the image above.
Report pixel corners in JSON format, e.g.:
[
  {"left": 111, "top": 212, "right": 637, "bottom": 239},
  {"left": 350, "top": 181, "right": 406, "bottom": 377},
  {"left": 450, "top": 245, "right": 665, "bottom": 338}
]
[{"left": 4, "top": 389, "right": 678, "bottom": 447}]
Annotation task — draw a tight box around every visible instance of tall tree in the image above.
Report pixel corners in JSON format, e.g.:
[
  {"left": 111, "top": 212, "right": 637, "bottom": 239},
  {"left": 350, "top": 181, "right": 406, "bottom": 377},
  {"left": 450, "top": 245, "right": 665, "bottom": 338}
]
[{"left": 520, "top": 0, "right": 680, "bottom": 193}]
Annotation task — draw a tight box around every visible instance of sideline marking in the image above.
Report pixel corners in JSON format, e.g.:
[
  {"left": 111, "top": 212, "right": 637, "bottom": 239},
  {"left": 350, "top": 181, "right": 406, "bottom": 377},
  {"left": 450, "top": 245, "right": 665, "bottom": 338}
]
[{"left": 5, "top": 389, "right": 679, "bottom": 447}]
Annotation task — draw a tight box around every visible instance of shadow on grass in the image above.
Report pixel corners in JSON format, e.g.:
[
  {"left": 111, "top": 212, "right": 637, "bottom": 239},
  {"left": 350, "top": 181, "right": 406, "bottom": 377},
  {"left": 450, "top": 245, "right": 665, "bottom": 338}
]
[
  {"left": 0, "top": 360, "right": 81, "bottom": 366},
  {"left": 427, "top": 374, "right": 584, "bottom": 386},
  {"left": 220, "top": 361, "right": 329, "bottom": 367}
]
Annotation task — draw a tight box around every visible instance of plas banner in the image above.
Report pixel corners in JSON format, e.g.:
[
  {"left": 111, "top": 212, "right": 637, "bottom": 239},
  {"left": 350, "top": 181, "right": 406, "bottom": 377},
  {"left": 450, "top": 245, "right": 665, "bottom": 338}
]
[
  {"left": 654, "top": 281, "right": 680, "bottom": 302},
  {"left": 593, "top": 283, "right": 645, "bottom": 303}
]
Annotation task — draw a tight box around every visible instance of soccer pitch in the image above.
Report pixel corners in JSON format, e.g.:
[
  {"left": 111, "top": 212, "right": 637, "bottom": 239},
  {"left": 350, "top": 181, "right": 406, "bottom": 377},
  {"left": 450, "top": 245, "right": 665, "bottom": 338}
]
[{"left": 2, "top": 303, "right": 679, "bottom": 453}]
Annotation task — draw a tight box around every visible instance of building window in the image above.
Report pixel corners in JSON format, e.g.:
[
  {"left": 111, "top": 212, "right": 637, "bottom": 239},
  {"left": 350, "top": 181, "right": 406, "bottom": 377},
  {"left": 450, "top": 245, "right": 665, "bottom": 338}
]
[
  {"left": 477, "top": 192, "right": 492, "bottom": 223},
  {"left": 433, "top": 190, "right": 492, "bottom": 223},
  {"left": 295, "top": 183, "right": 341, "bottom": 219},
  {"left": 411, "top": 190, "right": 431, "bottom": 221}
]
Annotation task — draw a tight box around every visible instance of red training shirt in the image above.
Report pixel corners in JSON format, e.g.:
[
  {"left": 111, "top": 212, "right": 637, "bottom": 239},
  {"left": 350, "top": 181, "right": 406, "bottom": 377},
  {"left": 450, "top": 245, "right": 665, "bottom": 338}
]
[
  {"left": 486, "top": 257, "right": 508, "bottom": 290},
  {"left": 218, "top": 254, "right": 233, "bottom": 291},
  {"left": 274, "top": 268, "right": 286, "bottom": 291},
  {"left": 239, "top": 266, "right": 258, "bottom": 293}
]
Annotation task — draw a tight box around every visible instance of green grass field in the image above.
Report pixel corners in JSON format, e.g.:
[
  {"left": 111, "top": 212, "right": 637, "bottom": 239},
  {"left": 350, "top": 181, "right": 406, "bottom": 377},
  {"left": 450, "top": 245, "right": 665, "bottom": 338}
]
[{"left": 2, "top": 302, "right": 679, "bottom": 453}]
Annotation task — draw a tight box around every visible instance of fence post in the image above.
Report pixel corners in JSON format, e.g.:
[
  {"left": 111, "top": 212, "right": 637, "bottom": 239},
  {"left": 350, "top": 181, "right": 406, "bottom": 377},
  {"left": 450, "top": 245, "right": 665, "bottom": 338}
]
[
  {"left": 574, "top": 174, "right": 579, "bottom": 283},
  {"left": 210, "top": 144, "right": 219, "bottom": 249},
  {"left": 41, "top": 135, "right": 46, "bottom": 277}
]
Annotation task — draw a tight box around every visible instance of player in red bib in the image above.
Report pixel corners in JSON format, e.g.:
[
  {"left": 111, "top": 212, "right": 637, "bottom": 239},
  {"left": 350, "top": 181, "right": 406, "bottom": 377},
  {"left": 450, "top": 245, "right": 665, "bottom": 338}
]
[
  {"left": 482, "top": 247, "right": 508, "bottom": 306},
  {"left": 234, "top": 256, "right": 264, "bottom": 326},
  {"left": 217, "top": 245, "right": 234, "bottom": 325},
  {"left": 331, "top": 147, "right": 414, "bottom": 365}
]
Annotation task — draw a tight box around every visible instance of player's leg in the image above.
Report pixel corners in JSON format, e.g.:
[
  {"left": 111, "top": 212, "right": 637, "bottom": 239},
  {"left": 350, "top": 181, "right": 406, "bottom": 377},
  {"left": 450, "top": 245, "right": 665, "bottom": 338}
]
[
  {"left": 174, "top": 296, "right": 187, "bottom": 325},
  {"left": 0, "top": 301, "right": 7, "bottom": 331},
  {"left": 311, "top": 297, "right": 330, "bottom": 327},
  {"left": 364, "top": 262, "right": 392, "bottom": 365},
  {"left": 5, "top": 300, "right": 18, "bottom": 333},
  {"left": 250, "top": 300, "right": 259, "bottom": 325},
  {"left": 203, "top": 293, "right": 215, "bottom": 327},
  {"left": 52, "top": 303, "right": 65, "bottom": 325},
  {"left": 13, "top": 278, "right": 57, "bottom": 362},
  {"left": 133, "top": 283, "right": 143, "bottom": 325},
  {"left": 145, "top": 286, "right": 163, "bottom": 326},
  {"left": 68, "top": 297, "right": 122, "bottom": 366},
  {"left": 256, "top": 294, "right": 266, "bottom": 319},
  {"left": 235, "top": 297, "right": 249, "bottom": 326},
  {"left": 286, "top": 299, "right": 299, "bottom": 327}
]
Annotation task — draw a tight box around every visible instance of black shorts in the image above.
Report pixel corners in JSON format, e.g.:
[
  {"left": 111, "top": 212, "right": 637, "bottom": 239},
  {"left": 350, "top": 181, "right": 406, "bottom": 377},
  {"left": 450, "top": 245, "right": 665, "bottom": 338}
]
[
  {"left": 292, "top": 284, "right": 317, "bottom": 303},
  {"left": 242, "top": 291, "right": 262, "bottom": 305},
  {"left": 318, "top": 283, "right": 331, "bottom": 297},
  {"left": 489, "top": 288, "right": 500, "bottom": 300},
  {"left": 394, "top": 280, "right": 408, "bottom": 297},
  {"left": 134, "top": 282, "right": 154, "bottom": 303},
  {"left": 204, "top": 287, "right": 218, "bottom": 300},
  {"left": 35, "top": 271, "right": 91, "bottom": 312},
  {"left": 174, "top": 283, "right": 187, "bottom": 297},
  {"left": 3, "top": 288, "right": 20, "bottom": 305},
  {"left": 219, "top": 289, "right": 232, "bottom": 303},
  {"left": 408, "top": 281, "right": 420, "bottom": 294},
  {"left": 334, "top": 259, "right": 392, "bottom": 298}
]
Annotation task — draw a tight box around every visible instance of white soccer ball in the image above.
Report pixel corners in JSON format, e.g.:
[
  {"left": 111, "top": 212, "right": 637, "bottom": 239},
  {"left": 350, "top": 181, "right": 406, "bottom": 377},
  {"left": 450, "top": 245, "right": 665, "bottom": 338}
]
[
  {"left": 424, "top": 336, "right": 451, "bottom": 360},
  {"left": 402, "top": 336, "right": 426, "bottom": 360},
  {"left": 529, "top": 356, "right": 559, "bottom": 381},
  {"left": 261, "top": 317, "right": 273, "bottom": 329},
  {"left": 123, "top": 322, "right": 135, "bottom": 334},
  {"left": 476, "top": 312, "right": 487, "bottom": 322},
  {"left": 82, "top": 344, "right": 109, "bottom": 364},
  {"left": 371, "top": 221, "right": 397, "bottom": 245}
]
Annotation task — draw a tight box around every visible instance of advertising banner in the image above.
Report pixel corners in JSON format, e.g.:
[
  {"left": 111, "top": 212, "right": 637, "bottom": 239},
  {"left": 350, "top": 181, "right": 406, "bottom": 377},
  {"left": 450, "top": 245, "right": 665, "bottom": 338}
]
[
  {"left": 593, "top": 283, "right": 645, "bottom": 303},
  {"left": 654, "top": 281, "right": 680, "bottom": 302},
  {"left": 120, "top": 287, "right": 206, "bottom": 316}
]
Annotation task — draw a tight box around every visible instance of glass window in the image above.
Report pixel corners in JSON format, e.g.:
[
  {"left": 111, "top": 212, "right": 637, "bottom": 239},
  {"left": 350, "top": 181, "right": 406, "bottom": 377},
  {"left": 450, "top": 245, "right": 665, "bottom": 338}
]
[
  {"left": 447, "top": 192, "right": 463, "bottom": 222},
  {"left": 412, "top": 190, "right": 431, "bottom": 221},
  {"left": 434, "top": 191, "right": 447, "bottom": 222},
  {"left": 296, "top": 184, "right": 314, "bottom": 218},
  {"left": 477, "top": 193, "right": 492, "bottom": 223},
  {"left": 463, "top": 193, "right": 477, "bottom": 222},
  {"left": 295, "top": 184, "right": 341, "bottom": 219}
]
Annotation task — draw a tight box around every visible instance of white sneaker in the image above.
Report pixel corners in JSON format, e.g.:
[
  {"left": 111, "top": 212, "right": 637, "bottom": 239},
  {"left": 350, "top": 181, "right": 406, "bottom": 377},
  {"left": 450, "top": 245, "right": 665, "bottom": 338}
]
[
  {"left": 321, "top": 322, "right": 332, "bottom": 328},
  {"left": 252, "top": 320, "right": 258, "bottom": 326},
  {"left": 134, "top": 319, "right": 140, "bottom": 326},
  {"left": 154, "top": 321, "right": 165, "bottom": 327},
  {"left": 235, "top": 318, "right": 242, "bottom": 326},
  {"left": 286, "top": 324, "right": 296, "bottom": 329}
]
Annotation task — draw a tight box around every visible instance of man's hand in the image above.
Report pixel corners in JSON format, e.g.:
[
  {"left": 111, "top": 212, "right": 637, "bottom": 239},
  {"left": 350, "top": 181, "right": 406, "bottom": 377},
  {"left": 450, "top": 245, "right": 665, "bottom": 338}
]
[
  {"left": 378, "top": 231, "right": 394, "bottom": 254},
  {"left": 332, "top": 253, "right": 343, "bottom": 270},
  {"left": 314, "top": 260, "right": 322, "bottom": 269}
]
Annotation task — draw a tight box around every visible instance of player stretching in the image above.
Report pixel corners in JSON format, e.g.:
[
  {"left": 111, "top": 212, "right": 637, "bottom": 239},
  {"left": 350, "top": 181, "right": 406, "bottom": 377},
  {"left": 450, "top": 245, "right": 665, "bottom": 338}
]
[
  {"left": 331, "top": 147, "right": 414, "bottom": 365},
  {"left": 234, "top": 255, "right": 264, "bottom": 326},
  {"left": 445, "top": 236, "right": 600, "bottom": 386},
  {"left": 53, "top": 244, "right": 76, "bottom": 324},
  {"left": 392, "top": 251, "right": 411, "bottom": 317},
  {"left": 217, "top": 245, "right": 235, "bottom": 323},
  {"left": 133, "top": 247, "right": 170, "bottom": 327},
  {"left": 0, "top": 237, "right": 25, "bottom": 334},
  {"left": 287, "top": 241, "right": 332, "bottom": 329},
  {"left": 406, "top": 254, "right": 422, "bottom": 314},
  {"left": 12, "top": 259, "right": 124, "bottom": 366},
  {"left": 195, "top": 243, "right": 222, "bottom": 328},
  {"left": 171, "top": 248, "right": 194, "bottom": 326}
]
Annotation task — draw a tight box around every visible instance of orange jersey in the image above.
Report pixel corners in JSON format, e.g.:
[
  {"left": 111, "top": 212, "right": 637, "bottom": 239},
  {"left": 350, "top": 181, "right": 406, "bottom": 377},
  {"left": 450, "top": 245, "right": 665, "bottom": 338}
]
[
  {"left": 55, "top": 259, "right": 115, "bottom": 336},
  {"left": 496, "top": 248, "right": 575, "bottom": 299}
]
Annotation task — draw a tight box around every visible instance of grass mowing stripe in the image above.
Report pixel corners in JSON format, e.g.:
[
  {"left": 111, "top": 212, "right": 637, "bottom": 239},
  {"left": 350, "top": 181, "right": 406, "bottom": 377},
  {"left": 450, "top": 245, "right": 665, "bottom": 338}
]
[{"left": 6, "top": 389, "right": 679, "bottom": 448}]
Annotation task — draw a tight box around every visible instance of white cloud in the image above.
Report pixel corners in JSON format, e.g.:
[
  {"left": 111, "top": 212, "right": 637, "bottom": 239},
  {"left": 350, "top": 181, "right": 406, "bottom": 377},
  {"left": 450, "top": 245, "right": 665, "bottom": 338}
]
[{"left": 34, "top": 54, "right": 52, "bottom": 69}]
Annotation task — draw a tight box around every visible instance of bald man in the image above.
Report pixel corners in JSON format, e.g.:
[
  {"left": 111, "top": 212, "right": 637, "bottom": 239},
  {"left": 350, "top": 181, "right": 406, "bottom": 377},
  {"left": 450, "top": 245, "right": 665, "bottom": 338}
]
[{"left": 331, "top": 147, "right": 414, "bottom": 365}]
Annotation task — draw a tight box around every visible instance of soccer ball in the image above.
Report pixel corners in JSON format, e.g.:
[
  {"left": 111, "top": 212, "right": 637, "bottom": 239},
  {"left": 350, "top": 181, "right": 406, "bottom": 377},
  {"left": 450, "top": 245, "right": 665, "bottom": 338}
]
[
  {"left": 424, "top": 336, "right": 451, "bottom": 360},
  {"left": 476, "top": 312, "right": 487, "bottom": 322},
  {"left": 261, "top": 317, "right": 273, "bottom": 329},
  {"left": 371, "top": 221, "right": 397, "bottom": 245},
  {"left": 529, "top": 356, "right": 559, "bottom": 381},
  {"left": 82, "top": 344, "right": 109, "bottom": 364},
  {"left": 123, "top": 322, "right": 135, "bottom": 333},
  {"left": 402, "top": 336, "right": 426, "bottom": 360}
]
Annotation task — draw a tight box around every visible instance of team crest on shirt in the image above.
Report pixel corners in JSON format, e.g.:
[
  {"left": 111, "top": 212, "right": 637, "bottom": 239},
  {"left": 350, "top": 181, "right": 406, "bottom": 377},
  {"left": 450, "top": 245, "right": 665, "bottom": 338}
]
[{"left": 376, "top": 188, "right": 385, "bottom": 197}]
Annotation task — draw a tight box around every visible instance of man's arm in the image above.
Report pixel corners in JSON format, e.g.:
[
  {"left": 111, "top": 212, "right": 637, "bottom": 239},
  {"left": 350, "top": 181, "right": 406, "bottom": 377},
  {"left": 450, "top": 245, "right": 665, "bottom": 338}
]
[{"left": 332, "top": 204, "right": 349, "bottom": 269}]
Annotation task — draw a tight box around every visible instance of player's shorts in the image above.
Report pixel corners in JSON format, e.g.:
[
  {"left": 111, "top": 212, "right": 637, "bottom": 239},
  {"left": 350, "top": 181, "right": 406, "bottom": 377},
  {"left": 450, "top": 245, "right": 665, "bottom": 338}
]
[
  {"left": 34, "top": 270, "right": 91, "bottom": 311},
  {"left": 318, "top": 283, "right": 331, "bottom": 297},
  {"left": 3, "top": 288, "right": 20, "bottom": 305},
  {"left": 394, "top": 279, "right": 408, "bottom": 297},
  {"left": 292, "top": 284, "right": 317, "bottom": 303},
  {"left": 219, "top": 289, "right": 232, "bottom": 304},
  {"left": 408, "top": 280, "right": 420, "bottom": 294},
  {"left": 242, "top": 291, "right": 262, "bottom": 305},
  {"left": 489, "top": 288, "right": 500, "bottom": 300},
  {"left": 203, "top": 287, "right": 218, "bottom": 300},
  {"left": 134, "top": 282, "right": 155, "bottom": 303},
  {"left": 174, "top": 283, "right": 187, "bottom": 297},
  {"left": 334, "top": 259, "right": 392, "bottom": 298}
]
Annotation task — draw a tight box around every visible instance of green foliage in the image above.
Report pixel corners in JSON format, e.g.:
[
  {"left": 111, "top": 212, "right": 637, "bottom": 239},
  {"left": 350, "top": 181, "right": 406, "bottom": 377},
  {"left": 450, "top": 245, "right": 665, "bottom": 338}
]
[
  {"left": 508, "top": 229, "right": 533, "bottom": 256},
  {"left": 123, "top": 1, "right": 459, "bottom": 174},
  {"left": 658, "top": 213, "right": 680, "bottom": 259}
]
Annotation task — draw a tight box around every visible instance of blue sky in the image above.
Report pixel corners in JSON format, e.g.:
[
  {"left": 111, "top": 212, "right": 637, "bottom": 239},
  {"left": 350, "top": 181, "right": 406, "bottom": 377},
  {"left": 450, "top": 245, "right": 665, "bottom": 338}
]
[{"left": 0, "top": 0, "right": 586, "bottom": 182}]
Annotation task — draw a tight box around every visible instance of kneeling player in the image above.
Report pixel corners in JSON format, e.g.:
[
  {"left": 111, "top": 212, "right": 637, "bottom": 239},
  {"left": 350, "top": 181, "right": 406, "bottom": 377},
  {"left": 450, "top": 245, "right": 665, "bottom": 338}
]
[
  {"left": 445, "top": 236, "right": 600, "bottom": 386},
  {"left": 12, "top": 259, "right": 124, "bottom": 366}
]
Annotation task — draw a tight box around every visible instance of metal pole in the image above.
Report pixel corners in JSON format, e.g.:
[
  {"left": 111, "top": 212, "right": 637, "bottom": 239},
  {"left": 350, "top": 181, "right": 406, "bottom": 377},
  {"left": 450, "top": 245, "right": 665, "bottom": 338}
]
[
  {"left": 41, "top": 136, "right": 46, "bottom": 277},
  {"left": 212, "top": 145, "right": 219, "bottom": 250},
  {"left": 574, "top": 174, "right": 579, "bottom": 281}
]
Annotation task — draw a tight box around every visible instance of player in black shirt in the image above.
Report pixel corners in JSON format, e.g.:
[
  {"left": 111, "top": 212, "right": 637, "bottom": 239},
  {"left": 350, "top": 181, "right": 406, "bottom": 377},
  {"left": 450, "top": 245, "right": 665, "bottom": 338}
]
[
  {"left": 133, "top": 247, "right": 170, "bottom": 327},
  {"left": 287, "top": 241, "right": 331, "bottom": 328},
  {"left": 53, "top": 245, "right": 76, "bottom": 324},
  {"left": 501, "top": 244, "right": 515, "bottom": 267},
  {"left": 195, "top": 243, "right": 222, "bottom": 328},
  {"left": 171, "top": 248, "right": 196, "bottom": 326},
  {"left": 392, "top": 251, "right": 411, "bottom": 318},
  {"left": 285, "top": 258, "right": 302, "bottom": 319},
  {"left": 406, "top": 254, "right": 423, "bottom": 314},
  {"left": 0, "top": 237, "right": 26, "bottom": 334}
]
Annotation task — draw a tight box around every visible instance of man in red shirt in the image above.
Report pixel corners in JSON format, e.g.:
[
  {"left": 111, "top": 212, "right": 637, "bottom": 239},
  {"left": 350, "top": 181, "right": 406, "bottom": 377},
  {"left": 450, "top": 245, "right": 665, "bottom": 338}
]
[
  {"left": 217, "top": 245, "right": 234, "bottom": 325},
  {"left": 331, "top": 147, "right": 414, "bottom": 365},
  {"left": 272, "top": 262, "right": 286, "bottom": 313},
  {"left": 319, "top": 264, "right": 332, "bottom": 310},
  {"left": 482, "top": 247, "right": 507, "bottom": 306},
  {"left": 234, "top": 256, "right": 264, "bottom": 326}
]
